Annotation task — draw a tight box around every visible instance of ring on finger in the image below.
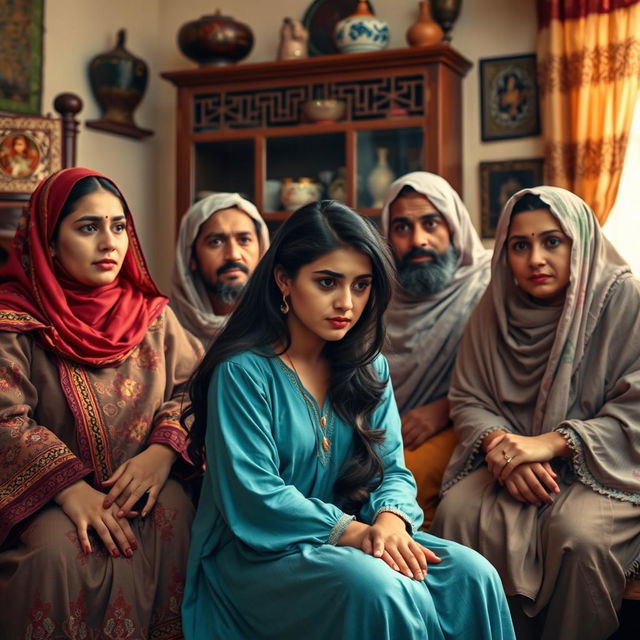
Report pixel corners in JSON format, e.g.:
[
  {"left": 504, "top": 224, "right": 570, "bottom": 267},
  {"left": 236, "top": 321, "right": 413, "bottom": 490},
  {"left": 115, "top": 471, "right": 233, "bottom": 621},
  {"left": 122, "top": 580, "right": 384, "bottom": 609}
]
[{"left": 503, "top": 452, "right": 514, "bottom": 464}]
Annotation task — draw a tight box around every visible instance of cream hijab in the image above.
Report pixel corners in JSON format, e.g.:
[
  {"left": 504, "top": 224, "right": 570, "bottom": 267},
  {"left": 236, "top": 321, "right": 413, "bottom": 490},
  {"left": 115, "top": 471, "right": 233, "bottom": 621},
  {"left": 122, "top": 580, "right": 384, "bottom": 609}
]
[
  {"left": 170, "top": 193, "right": 269, "bottom": 346},
  {"left": 381, "top": 172, "right": 492, "bottom": 413},
  {"left": 443, "top": 186, "right": 640, "bottom": 503}
]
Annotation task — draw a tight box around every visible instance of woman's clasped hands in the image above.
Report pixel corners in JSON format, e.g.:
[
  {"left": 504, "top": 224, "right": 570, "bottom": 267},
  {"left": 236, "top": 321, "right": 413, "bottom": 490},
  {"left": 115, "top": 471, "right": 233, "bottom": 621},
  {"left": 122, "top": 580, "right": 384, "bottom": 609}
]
[
  {"left": 338, "top": 511, "right": 440, "bottom": 581},
  {"left": 54, "top": 444, "right": 177, "bottom": 559},
  {"left": 483, "top": 431, "right": 570, "bottom": 506}
]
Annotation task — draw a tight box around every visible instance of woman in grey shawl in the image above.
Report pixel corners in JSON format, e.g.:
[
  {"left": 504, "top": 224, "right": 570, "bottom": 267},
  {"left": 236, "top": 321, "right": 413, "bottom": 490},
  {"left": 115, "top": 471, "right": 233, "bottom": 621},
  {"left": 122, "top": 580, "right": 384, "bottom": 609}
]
[{"left": 431, "top": 187, "right": 640, "bottom": 640}]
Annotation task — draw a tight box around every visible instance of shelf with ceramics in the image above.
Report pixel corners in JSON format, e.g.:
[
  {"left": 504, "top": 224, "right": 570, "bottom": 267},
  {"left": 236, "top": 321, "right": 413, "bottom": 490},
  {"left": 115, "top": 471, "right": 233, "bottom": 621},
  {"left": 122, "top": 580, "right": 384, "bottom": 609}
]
[
  {"left": 163, "top": 40, "right": 471, "bottom": 232},
  {"left": 192, "top": 127, "right": 423, "bottom": 221}
]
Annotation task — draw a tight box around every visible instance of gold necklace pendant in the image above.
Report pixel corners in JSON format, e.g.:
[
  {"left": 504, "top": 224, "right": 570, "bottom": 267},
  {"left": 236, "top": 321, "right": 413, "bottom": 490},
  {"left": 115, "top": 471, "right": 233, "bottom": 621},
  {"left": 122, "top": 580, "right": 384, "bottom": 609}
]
[{"left": 285, "top": 352, "right": 332, "bottom": 457}]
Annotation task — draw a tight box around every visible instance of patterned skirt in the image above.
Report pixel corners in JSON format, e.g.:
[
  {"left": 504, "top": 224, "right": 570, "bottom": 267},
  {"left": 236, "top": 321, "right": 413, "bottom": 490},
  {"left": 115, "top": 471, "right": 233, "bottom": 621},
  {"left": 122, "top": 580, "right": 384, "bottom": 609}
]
[{"left": 0, "top": 479, "right": 193, "bottom": 640}]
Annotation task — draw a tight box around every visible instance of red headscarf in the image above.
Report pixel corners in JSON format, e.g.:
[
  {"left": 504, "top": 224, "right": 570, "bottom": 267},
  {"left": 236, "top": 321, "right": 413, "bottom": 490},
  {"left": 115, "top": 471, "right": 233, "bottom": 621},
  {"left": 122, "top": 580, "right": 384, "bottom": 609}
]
[{"left": 0, "top": 167, "right": 168, "bottom": 367}]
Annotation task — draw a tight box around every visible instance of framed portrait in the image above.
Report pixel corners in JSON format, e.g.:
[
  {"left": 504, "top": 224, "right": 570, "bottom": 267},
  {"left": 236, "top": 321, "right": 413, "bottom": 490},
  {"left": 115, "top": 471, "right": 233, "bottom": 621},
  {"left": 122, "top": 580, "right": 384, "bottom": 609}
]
[
  {"left": 0, "top": 114, "right": 63, "bottom": 196},
  {"left": 0, "top": 0, "right": 44, "bottom": 114},
  {"left": 480, "top": 158, "right": 544, "bottom": 238},
  {"left": 479, "top": 54, "right": 540, "bottom": 142}
]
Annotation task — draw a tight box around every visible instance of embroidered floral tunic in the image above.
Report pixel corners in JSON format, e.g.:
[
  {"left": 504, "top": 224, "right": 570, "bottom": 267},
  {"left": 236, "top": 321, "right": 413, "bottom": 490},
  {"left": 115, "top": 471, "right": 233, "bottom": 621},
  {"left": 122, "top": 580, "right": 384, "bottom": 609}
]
[
  {"left": 0, "top": 308, "right": 203, "bottom": 639},
  {"left": 182, "top": 350, "right": 515, "bottom": 640}
]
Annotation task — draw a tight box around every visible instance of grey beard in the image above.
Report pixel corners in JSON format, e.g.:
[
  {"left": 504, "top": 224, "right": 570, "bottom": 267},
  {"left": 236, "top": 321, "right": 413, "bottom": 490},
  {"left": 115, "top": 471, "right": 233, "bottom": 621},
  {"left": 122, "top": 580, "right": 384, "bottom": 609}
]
[
  {"left": 396, "top": 244, "right": 459, "bottom": 298},
  {"left": 209, "top": 281, "right": 245, "bottom": 306}
]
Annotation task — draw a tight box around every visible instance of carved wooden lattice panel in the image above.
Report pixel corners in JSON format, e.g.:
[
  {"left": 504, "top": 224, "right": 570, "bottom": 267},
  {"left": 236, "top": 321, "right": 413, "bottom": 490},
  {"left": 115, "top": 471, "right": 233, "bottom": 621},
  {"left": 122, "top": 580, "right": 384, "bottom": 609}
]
[{"left": 193, "top": 75, "right": 425, "bottom": 132}]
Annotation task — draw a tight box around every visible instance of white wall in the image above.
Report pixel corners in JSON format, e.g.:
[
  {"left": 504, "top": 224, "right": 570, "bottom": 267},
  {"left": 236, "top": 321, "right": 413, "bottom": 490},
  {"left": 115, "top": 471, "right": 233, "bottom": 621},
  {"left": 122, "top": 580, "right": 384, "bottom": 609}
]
[{"left": 44, "top": 0, "right": 541, "bottom": 289}]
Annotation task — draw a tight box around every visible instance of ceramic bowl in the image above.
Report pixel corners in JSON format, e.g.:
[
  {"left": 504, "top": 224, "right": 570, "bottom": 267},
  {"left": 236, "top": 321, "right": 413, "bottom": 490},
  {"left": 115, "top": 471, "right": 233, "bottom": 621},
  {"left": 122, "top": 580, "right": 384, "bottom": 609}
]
[
  {"left": 280, "top": 178, "right": 322, "bottom": 211},
  {"left": 302, "top": 99, "right": 346, "bottom": 123}
]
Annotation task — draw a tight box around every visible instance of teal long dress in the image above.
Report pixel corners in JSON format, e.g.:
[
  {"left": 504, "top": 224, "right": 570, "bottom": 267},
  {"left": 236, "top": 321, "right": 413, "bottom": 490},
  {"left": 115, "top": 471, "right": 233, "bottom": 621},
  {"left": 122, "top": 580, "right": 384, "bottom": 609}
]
[{"left": 182, "top": 351, "right": 515, "bottom": 640}]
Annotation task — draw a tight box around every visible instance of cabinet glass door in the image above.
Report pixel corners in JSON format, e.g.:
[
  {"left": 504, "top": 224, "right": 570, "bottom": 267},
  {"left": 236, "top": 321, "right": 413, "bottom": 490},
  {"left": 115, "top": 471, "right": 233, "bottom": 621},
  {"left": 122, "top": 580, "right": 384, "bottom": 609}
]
[
  {"left": 265, "top": 133, "right": 346, "bottom": 213},
  {"left": 356, "top": 128, "right": 423, "bottom": 208},
  {"left": 194, "top": 139, "right": 254, "bottom": 202}
]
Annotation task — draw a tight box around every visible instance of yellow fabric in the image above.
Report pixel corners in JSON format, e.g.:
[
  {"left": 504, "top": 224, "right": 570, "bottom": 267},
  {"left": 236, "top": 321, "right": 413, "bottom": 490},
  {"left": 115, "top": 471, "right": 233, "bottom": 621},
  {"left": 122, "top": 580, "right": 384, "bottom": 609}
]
[
  {"left": 537, "top": 3, "right": 640, "bottom": 224},
  {"left": 403, "top": 427, "right": 458, "bottom": 528},
  {"left": 625, "top": 579, "right": 640, "bottom": 600}
]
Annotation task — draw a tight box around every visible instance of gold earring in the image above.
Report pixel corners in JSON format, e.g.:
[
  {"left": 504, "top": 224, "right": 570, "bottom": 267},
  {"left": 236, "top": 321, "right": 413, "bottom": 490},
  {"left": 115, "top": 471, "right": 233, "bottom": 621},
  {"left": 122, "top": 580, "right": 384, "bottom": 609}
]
[{"left": 280, "top": 294, "right": 290, "bottom": 315}]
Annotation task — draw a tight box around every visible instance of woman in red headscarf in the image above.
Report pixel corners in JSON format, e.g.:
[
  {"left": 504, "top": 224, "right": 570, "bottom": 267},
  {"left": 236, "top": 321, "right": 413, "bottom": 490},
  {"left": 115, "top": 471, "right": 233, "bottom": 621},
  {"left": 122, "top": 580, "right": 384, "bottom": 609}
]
[{"left": 0, "top": 168, "right": 203, "bottom": 638}]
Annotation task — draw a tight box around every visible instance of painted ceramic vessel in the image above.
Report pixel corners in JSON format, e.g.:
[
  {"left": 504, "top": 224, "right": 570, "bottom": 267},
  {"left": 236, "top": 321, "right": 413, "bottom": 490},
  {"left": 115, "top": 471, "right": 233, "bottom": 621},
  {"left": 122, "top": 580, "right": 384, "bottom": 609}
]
[
  {"left": 280, "top": 178, "right": 322, "bottom": 211},
  {"left": 334, "top": 0, "right": 389, "bottom": 54},
  {"left": 177, "top": 10, "right": 254, "bottom": 66},
  {"left": 88, "top": 29, "right": 148, "bottom": 128}
]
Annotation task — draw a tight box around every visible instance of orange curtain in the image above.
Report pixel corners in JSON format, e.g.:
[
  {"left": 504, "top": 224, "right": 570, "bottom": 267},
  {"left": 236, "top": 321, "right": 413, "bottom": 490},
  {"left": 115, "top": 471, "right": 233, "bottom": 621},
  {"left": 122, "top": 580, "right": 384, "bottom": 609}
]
[{"left": 536, "top": 0, "right": 640, "bottom": 224}]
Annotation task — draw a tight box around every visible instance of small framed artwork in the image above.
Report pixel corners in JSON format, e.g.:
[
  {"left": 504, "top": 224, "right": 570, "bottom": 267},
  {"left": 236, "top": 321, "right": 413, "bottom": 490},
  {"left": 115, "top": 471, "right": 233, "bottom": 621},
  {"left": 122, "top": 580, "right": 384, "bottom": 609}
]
[
  {"left": 0, "top": 115, "right": 63, "bottom": 196},
  {"left": 0, "top": 0, "right": 44, "bottom": 114},
  {"left": 479, "top": 54, "right": 540, "bottom": 142},
  {"left": 480, "top": 158, "right": 544, "bottom": 238}
]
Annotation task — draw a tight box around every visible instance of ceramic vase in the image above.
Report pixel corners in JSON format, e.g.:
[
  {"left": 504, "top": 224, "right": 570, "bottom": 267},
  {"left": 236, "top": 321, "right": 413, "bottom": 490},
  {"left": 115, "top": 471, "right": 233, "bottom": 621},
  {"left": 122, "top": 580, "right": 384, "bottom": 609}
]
[
  {"left": 406, "top": 1, "right": 444, "bottom": 47},
  {"left": 431, "top": 0, "right": 463, "bottom": 43},
  {"left": 368, "top": 148, "right": 394, "bottom": 207},
  {"left": 334, "top": 0, "right": 390, "bottom": 54},
  {"left": 277, "top": 17, "right": 309, "bottom": 61},
  {"left": 177, "top": 10, "right": 254, "bottom": 66},
  {"left": 87, "top": 29, "right": 152, "bottom": 139}
]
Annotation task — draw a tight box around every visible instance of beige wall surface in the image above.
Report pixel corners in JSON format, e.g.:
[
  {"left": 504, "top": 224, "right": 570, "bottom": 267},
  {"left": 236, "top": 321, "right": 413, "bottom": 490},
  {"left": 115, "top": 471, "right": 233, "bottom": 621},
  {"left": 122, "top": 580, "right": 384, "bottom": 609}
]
[
  {"left": 44, "top": 0, "right": 542, "bottom": 290},
  {"left": 42, "top": 0, "right": 161, "bottom": 274}
]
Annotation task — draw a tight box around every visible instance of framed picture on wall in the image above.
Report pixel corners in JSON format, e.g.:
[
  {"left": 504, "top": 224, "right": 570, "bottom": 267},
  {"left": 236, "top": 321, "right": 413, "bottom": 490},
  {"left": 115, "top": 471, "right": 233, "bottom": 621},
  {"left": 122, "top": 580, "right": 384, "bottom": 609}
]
[
  {"left": 0, "top": 0, "right": 44, "bottom": 114},
  {"left": 0, "top": 115, "right": 63, "bottom": 196},
  {"left": 480, "top": 158, "right": 544, "bottom": 238},
  {"left": 479, "top": 54, "right": 540, "bottom": 142}
]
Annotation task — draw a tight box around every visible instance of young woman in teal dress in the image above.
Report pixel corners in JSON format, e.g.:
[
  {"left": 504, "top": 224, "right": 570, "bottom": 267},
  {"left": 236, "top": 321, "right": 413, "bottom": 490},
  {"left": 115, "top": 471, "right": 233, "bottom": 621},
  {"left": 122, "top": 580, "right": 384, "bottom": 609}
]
[{"left": 181, "top": 200, "right": 515, "bottom": 640}]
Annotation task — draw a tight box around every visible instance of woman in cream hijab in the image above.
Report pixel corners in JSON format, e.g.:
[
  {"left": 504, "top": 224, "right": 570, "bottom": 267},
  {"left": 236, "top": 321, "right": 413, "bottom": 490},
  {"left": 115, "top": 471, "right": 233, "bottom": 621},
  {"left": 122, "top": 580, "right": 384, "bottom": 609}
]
[{"left": 431, "top": 186, "right": 640, "bottom": 640}]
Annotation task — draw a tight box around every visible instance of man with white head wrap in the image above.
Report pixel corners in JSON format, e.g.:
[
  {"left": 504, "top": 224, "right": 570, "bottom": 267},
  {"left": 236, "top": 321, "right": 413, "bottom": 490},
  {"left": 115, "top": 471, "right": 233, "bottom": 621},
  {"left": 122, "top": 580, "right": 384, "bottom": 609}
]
[
  {"left": 171, "top": 193, "right": 269, "bottom": 347},
  {"left": 381, "top": 172, "right": 491, "bottom": 526}
]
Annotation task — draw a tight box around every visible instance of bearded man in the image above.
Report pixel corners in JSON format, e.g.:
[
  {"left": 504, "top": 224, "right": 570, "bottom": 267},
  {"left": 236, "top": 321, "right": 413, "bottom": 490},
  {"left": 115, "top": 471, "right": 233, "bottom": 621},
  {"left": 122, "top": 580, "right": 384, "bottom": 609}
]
[
  {"left": 382, "top": 172, "right": 491, "bottom": 526},
  {"left": 171, "top": 193, "right": 269, "bottom": 347}
]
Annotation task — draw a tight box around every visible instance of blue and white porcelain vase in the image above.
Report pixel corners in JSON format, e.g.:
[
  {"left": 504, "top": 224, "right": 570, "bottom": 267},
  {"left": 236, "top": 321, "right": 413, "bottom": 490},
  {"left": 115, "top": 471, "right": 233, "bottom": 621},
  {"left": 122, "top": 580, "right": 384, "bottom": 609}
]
[{"left": 334, "top": 1, "right": 390, "bottom": 54}]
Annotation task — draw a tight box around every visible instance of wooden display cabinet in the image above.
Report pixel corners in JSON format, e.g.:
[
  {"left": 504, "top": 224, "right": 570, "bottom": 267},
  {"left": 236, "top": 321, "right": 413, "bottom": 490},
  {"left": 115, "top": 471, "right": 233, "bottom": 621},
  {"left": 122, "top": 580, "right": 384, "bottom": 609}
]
[{"left": 162, "top": 45, "right": 471, "bottom": 232}]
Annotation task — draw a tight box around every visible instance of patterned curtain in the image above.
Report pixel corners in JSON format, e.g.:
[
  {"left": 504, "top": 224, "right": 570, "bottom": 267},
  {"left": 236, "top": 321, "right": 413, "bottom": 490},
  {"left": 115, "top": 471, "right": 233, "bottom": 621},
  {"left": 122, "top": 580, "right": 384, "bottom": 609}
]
[{"left": 536, "top": 0, "right": 640, "bottom": 225}]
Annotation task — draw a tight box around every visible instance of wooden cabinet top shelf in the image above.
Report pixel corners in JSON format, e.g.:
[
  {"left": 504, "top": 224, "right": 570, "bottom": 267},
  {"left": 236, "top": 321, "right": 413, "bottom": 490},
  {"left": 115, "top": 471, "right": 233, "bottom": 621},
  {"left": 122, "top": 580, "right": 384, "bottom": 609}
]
[{"left": 161, "top": 45, "right": 471, "bottom": 88}]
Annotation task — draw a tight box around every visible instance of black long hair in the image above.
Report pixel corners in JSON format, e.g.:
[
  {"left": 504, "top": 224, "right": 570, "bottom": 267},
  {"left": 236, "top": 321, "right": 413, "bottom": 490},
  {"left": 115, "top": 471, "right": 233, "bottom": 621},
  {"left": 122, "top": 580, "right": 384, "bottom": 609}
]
[{"left": 182, "top": 200, "right": 396, "bottom": 514}]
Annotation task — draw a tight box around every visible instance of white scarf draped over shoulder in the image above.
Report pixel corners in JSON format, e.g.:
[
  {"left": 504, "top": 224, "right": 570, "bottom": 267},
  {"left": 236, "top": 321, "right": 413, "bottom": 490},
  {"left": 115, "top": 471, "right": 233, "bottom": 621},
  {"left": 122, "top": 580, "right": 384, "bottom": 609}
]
[
  {"left": 443, "top": 186, "right": 640, "bottom": 506},
  {"left": 381, "top": 172, "right": 492, "bottom": 414},
  {"left": 170, "top": 193, "right": 270, "bottom": 346}
]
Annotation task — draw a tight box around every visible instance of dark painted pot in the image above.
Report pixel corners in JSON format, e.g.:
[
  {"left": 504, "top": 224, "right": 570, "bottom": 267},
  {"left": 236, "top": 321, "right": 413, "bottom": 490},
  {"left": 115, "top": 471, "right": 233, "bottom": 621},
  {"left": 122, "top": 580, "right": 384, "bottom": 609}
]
[
  {"left": 88, "top": 29, "right": 148, "bottom": 127},
  {"left": 177, "top": 10, "right": 254, "bottom": 66}
]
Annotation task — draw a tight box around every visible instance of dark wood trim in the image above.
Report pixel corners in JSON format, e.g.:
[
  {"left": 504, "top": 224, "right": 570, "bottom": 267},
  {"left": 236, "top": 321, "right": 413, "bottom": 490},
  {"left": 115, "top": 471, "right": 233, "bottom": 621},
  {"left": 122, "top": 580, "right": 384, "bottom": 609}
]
[{"left": 162, "top": 45, "right": 471, "bottom": 87}]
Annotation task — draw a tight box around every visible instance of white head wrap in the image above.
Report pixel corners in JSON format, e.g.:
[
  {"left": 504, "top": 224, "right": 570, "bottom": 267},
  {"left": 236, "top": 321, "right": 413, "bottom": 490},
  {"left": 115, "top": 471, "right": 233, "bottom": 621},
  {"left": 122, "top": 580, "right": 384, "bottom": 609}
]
[{"left": 170, "top": 193, "right": 269, "bottom": 346}]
